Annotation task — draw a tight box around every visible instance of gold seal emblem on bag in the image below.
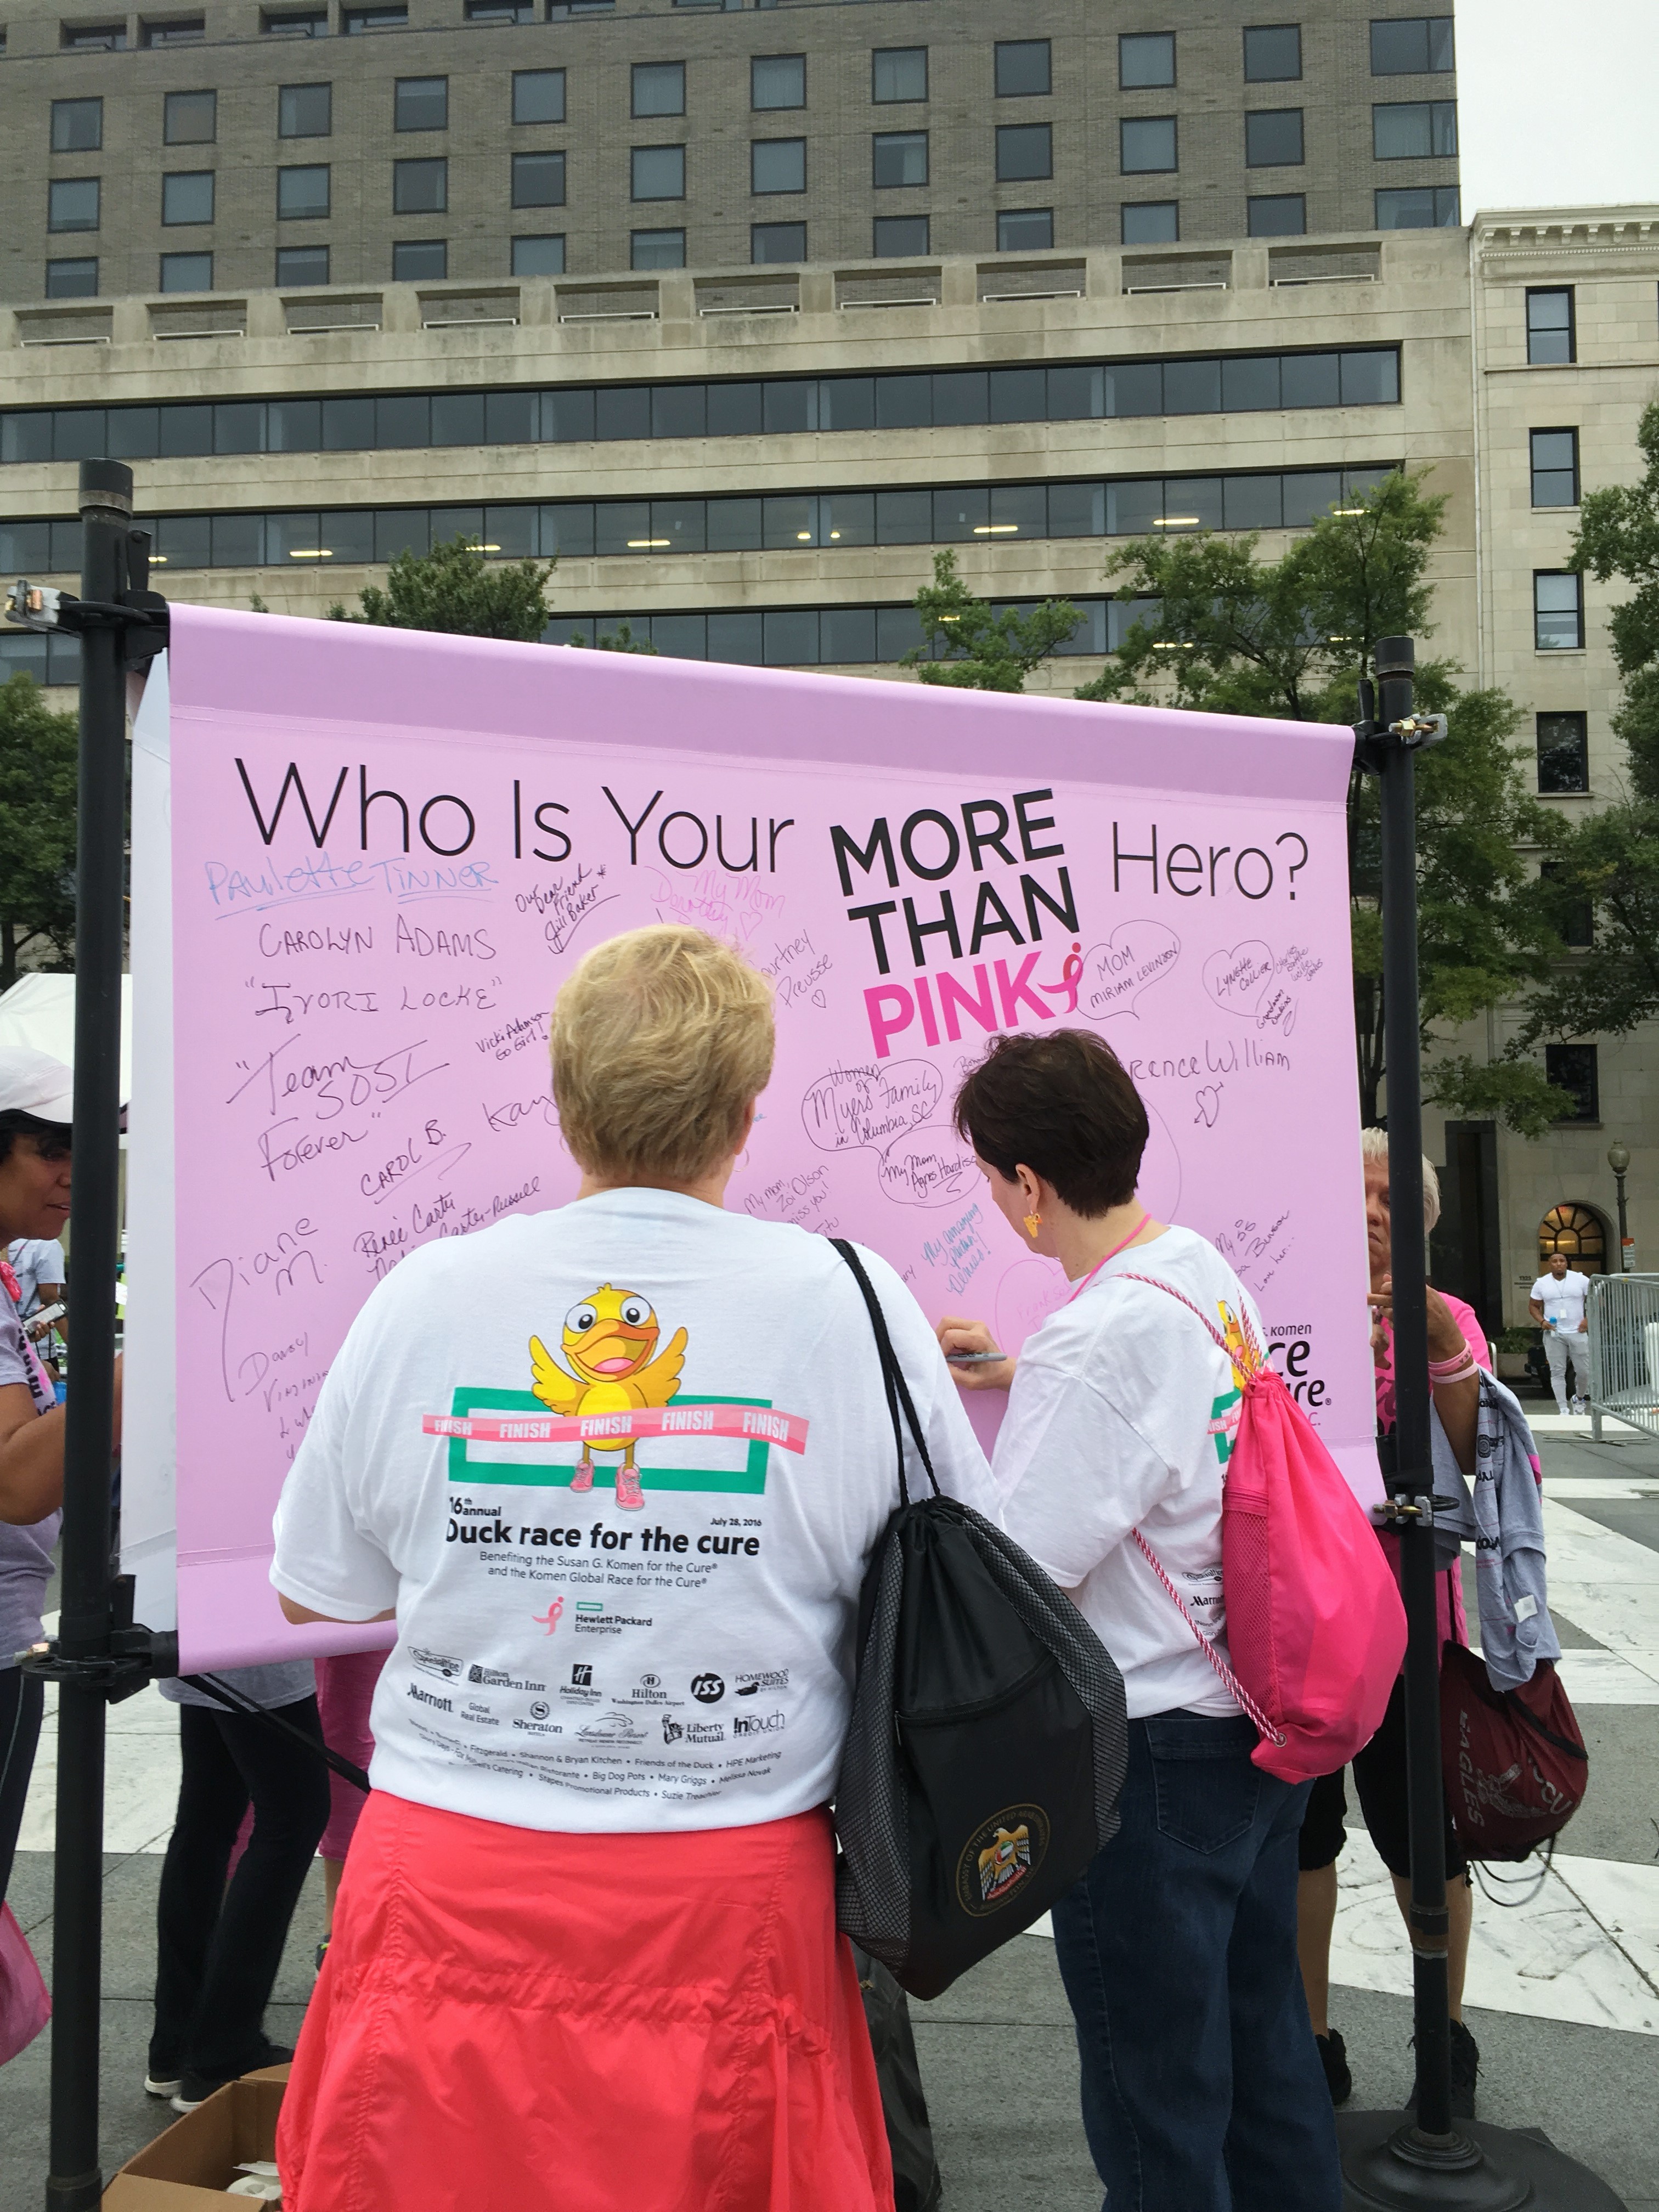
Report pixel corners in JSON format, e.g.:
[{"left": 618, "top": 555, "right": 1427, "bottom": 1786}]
[{"left": 954, "top": 1804, "right": 1051, "bottom": 1918}]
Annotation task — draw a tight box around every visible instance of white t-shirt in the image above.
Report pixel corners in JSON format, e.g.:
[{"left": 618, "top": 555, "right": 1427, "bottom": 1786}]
[
  {"left": 1531, "top": 1271, "right": 1589, "bottom": 1331},
  {"left": 7, "top": 1238, "right": 64, "bottom": 1318},
  {"left": 271, "top": 1190, "right": 997, "bottom": 1833},
  {"left": 994, "top": 1226, "right": 1263, "bottom": 1722}
]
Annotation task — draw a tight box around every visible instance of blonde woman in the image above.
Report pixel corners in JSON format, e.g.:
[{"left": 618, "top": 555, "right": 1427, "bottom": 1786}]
[{"left": 270, "top": 926, "right": 997, "bottom": 2212}]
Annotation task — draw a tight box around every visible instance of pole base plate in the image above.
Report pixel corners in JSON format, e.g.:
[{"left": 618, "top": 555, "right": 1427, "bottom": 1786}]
[{"left": 1340, "top": 2110, "right": 1629, "bottom": 2211}]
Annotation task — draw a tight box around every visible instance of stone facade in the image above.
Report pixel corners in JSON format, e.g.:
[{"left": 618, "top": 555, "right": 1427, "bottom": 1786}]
[{"left": 0, "top": 0, "right": 1461, "bottom": 301}]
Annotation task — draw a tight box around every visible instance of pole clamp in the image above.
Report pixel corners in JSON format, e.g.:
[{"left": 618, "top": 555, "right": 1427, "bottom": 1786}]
[
  {"left": 6, "top": 538, "right": 170, "bottom": 669},
  {"left": 16, "top": 1623, "right": 179, "bottom": 1705},
  {"left": 1371, "top": 1490, "right": 1460, "bottom": 1527}
]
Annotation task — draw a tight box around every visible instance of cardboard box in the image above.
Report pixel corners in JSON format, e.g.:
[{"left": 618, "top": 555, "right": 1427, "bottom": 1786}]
[{"left": 104, "top": 2068, "right": 289, "bottom": 2208}]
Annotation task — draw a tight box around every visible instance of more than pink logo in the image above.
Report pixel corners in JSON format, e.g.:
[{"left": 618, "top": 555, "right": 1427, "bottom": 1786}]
[{"left": 532, "top": 1596, "right": 565, "bottom": 1637}]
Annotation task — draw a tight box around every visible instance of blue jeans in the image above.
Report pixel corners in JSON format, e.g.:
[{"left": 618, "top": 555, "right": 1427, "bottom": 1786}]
[{"left": 1049, "top": 1711, "right": 1342, "bottom": 2212}]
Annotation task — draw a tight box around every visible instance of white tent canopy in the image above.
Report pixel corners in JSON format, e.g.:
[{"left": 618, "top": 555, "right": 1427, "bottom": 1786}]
[{"left": 0, "top": 972, "right": 133, "bottom": 1104}]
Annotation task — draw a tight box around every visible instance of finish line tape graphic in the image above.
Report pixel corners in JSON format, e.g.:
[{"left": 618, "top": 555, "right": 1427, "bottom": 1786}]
[{"left": 424, "top": 1404, "right": 811, "bottom": 1453}]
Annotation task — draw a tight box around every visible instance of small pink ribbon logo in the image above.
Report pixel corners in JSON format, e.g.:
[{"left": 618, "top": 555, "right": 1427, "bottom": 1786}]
[{"left": 532, "top": 1596, "right": 565, "bottom": 1637}]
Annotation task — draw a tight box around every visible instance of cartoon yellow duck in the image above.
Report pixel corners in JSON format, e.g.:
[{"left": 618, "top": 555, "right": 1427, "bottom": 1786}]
[{"left": 528, "top": 1286, "right": 687, "bottom": 1511}]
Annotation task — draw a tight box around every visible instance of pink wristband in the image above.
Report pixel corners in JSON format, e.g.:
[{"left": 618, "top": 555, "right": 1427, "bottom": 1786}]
[{"left": 1428, "top": 1355, "right": 1477, "bottom": 1385}]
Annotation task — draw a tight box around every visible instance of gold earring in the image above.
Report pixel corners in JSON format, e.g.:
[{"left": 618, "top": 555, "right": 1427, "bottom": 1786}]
[{"left": 1024, "top": 1211, "right": 1042, "bottom": 1239}]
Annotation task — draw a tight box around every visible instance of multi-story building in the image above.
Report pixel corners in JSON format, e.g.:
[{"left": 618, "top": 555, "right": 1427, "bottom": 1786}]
[
  {"left": 1, "top": 1, "right": 1461, "bottom": 300},
  {"left": 0, "top": 0, "right": 1652, "bottom": 1325}
]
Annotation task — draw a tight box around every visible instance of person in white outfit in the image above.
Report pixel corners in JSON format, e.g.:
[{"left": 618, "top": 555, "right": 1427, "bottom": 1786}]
[{"left": 1528, "top": 1252, "right": 1590, "bottom": 1413}]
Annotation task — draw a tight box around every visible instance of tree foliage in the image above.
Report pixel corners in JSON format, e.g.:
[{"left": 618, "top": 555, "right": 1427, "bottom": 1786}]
[
  {"left": 0, "top": 673, "right": 78, "bottom": 991},
  {"left": 569, "top": 618, "right": 659, "bottom": 655},
  {"left": 1076, "top": 472, "right": 1570, "bottom": 1133},
  {"left": 1514, "top": 396, "right": 1659, "bottom": 1048},
  {"left": 329, "top": 534, "right": 555, "bottom": 641},
  {"left": 902, "top": 550, "right": 1081, "bottom": 690}
]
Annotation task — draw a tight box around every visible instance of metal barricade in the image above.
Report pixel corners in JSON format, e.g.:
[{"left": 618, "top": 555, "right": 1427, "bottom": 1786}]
[{"left": 1587, "top": 1272, "right": 1659, "bottom": 1441}]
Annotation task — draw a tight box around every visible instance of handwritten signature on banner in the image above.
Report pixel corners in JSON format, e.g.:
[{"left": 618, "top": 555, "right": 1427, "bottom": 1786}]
[
  {"left": 1201, "top": 940, "right": 1325, "bottom": 1039},
  {"left": 799, "top": 1062, "right": 977, "bottom": 1211},
  {"left": 514, "top": 864, "right": 618, "bottom": 956}
]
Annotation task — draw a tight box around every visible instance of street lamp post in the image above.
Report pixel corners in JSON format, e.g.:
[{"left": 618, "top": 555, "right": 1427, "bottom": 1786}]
[{"left": 1606, "top": 1141, "right": 1632, "bottom": 1273}]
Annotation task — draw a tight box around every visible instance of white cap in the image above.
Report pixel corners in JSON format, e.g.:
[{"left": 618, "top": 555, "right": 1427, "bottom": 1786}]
[{"left": 0, "top": 1047, "right": 75, "bottom": 1126}]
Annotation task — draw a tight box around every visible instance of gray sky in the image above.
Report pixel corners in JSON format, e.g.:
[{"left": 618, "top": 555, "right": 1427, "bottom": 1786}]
[{"left": 1457, "top": 0, "right": 1659, "bottom": 214}]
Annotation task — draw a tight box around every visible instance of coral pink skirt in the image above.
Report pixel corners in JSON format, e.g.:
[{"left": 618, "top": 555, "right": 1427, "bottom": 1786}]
[{"left": 277, "top": 1791, "right": 893, "bottom": 2212}]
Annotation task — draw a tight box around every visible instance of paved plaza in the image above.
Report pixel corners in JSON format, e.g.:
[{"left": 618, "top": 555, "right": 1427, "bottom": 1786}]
[{"left": 4, "top": 1416, "right": 1657, "bottom": 2210}]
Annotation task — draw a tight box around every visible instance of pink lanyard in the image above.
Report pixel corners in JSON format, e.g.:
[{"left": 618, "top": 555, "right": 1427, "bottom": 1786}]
[{"left": 1063, "top": 1212, "right": 1150, "bottom": 1305}]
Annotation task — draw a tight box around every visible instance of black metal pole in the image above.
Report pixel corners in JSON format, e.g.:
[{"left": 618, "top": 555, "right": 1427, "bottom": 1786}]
[
  {"left": 1340, "top": 644, "right": 1626, "bottom": 2209},
  {"left": 1372, "top": 639, "right": 1455, "bottom": 2143},
  {"left": 46, "top": 459, "right": 133, "bottom": 2212},
  {"left": 1615, "top": 1173, "right": 1629, "bottom": 1273}
]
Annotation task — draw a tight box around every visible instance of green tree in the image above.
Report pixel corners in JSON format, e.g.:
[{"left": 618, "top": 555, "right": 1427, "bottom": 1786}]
[
  {"left": 902, "top": 550, "right": 1082, "bottom": 691},
  {"left": 1513, "top": 397, "right": 1659, "bottom": 1048},
  {"left": 0, "top": 673, "right": 78, "bottom": 990},
  {"left": 329, "top": 534, "right": 555, "bottom": 641},
  {"left": 1076, "top": 472, "right": 1570, "bottom": 1133}
]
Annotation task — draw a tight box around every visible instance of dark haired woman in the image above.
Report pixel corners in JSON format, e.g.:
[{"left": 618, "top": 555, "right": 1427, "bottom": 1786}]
[
  {"left": 0, "top": 1050, "right": 82, "bottom": 1918},
  {"left": 939, "top": 1028, "right": 1340, "bottom": 2212}
]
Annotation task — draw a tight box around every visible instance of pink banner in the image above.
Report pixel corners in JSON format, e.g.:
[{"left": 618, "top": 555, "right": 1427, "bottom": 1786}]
[
  {"left": 422, "top": 1404, "right": 811, "bottom": 1453},
  {"left": 148, "top": 606, "right": 1374, "bottom": 1669}
]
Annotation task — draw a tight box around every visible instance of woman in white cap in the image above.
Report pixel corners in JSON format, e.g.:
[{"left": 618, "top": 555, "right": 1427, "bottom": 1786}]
[{"left": 0, "top": 1047, "right": 81, "bottom": 1917}]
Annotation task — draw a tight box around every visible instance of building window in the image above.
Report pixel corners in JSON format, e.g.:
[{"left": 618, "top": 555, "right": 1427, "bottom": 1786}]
[
  {"left": 512, "top": 150, "right": 565, "bottom": 206},
  {"left": 1119, "top": 31, "right": 1175, "bottom": 87},
  {"left": 278, "top": 163, "right": 331, "bottom": 218},
  {"left": 1121, "top": 201, "right": 1178, "bottom": 245},
  {"left": 1530, "top": 428, "right": 1579, "bottom": 508},
  {"left": 142, "top": 15, "right": 205, "bottom": 43},
  {"left": 998, "top": 207, "right": 1053, "bottom": 251},
  {"left": 512, "top": 234, "right": 565, "bottom": 275},
  {"left": 159, "top": 250, "right": 213, "bottom": 290},
  {"left": 632, "top": 62, "right": 685, "bottom": 117},
  {"left": 61, "top": 21, "right": 126, "bottom": 46},
  {"left": 50, "top": 98, "right": 103, "bottom": 152},
  {"left": 874, "top": 131, "right": 928, "bottom": 188},
  {"left": 1544, "top": 1048, "right": 1599, "bottom": 1125},
  {"left": 514, "top": 70, "right": 565, "bottom": 125},
  {"left": 1536, "top": 711, "right": 1589, "bottom": 792},
  {"left": 997, "top": 122, "right": 1052, "bottom": 182},
  {"left": 46, "top": 257, "right": 99, "bottom": 297},
  {"left": 752, "top": 138, "right": 805, "bottom": 194},
  {"left": 1375, "top": 185, "right": 1460, "bottom": 228},
  {"left": 276, "top": 243, "right": 330, "bottom": 285},
  {"left": 1373, "top": 100, "right": 1458, "bottom": 160},
  {"left": 48, "top": 178, "right": 101, "bottom": 233},
  {"left": 280, "top": 84, "right": 332, "bottom": 137},
  {"left": 1120, "top": 116, "right": 1176, "bottom": 173},
  {"left": 874, "top": 214, "right": 928, "bottom": 256},
  {"left": 393, "top": 158, "right": 447, "bottom": 214},
  {"left": 631, "top": 228, "right": 684, "bottom": 269},
  {"left": 1527, "top": 287, "right": 1575, "bottom": 365},
  {"left": 1534, "top": 572, "right": 1584, "bottom": 650},
  {"left": 1244, "top": 24, "right": 1301, "bottom": 80},
  {"left": 392, "top": 238, "right": 445, "bottom": 279},
  {"left": 752, "top": 221, "right": 805, "bottom": 264},
  {"left": 1246, "top": 108, "right": 1303, "bottom": 165},
  {"left": 396, "top": 77, "right": 448, "bottom": 131},
  {"left": 1370, "top": 15, "right": 1454, "bottom": 74},
  {"left": 263, "top": 9, "right": 328, "bottom": 33},
  {"left": 1248, "top": 193, "right": 1306, "bottom": 236},
  {"left": 1538, "top": 1201, "right": 1604, "bottom": 1272},
  {"left": 162, "top": 171, "right": 215, "bottom": 225},
  {"left": 871, "top": 47, "right": 926, "bottom": 104},
  {"left": 1540, "top": 862, "right": 1594, "bottom": 947},
  {"left": 344, "top": 5, "right": 408, "bottom": 30},
  {"left": 631, "top": 145, "right": 685, "bottom": 200},
  {"left": 466, "top": 0, "right": 532, "bottom": 18},
  {"left": 995, "top": 40, "right": 1051, "bottom": 97},
  {"left": 752, "top": 54, "right": 804, "bottom": 110}
]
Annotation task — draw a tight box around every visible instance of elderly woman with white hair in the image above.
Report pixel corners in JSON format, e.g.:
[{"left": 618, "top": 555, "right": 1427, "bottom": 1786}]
[
  {"left": 1296, "top": 1127, "right": 1487, "bottom": 2117},
  {"left": 268, "top": 924, "right": 998, "bottom": 2212}
]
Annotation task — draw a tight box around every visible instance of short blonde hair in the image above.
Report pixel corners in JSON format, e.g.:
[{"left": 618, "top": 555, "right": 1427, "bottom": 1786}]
[
  {"left": 1360, "top": 1126, "right": 1441, "bottom": 1233},
  {"left": 551, "top": 926, "right": 774, "bottom": 1183}
]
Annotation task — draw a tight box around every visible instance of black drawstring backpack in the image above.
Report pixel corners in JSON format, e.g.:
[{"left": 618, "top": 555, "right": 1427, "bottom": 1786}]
[{"left": 830, "top": 1240, "right": 1129, "bottom": 2000}]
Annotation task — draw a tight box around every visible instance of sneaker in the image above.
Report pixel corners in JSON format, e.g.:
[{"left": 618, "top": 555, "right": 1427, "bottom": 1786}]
[
  {"left": 569, "top": 1456, "right": 595, "bottom": 1496},
  {"left": 1316, "top": 2029, "right": 1352, "bottom": 2107},
  {"left": 171, "top": 2043, "right": 295, "bottom": 2114},
  {"left": 614, "top": 1465, "right": 645, "bottom": 1511},
  {"left": 144, "top": 2070, "right": 182, "bottom": 2100},
  {"left": 1449, "top": 2018, "right": 1480, "bottom": 2119}
]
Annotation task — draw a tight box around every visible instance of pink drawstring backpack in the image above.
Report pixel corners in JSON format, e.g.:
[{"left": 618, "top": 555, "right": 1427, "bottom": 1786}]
[
  {"left": 1124, "top": 1276, "right": 1407, "bottom": 1784},
  {"left": 0, "top": 1904, "right": 50, "bottom": 2066}
]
